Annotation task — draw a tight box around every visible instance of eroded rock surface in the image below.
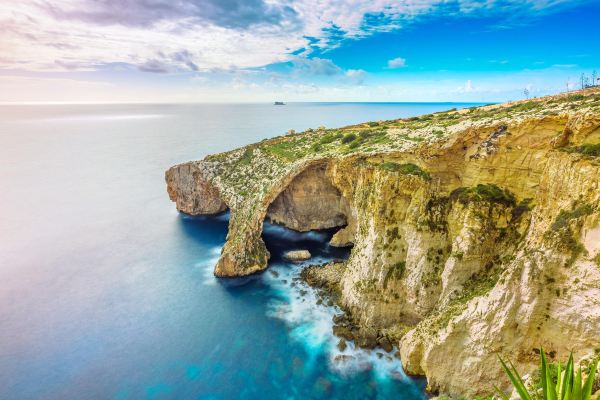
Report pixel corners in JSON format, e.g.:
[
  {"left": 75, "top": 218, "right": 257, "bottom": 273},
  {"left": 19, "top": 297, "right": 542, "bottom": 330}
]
[
  {"left": 166, "top": 88, "right": 600, "bottom": 397},
  {"left": 283, "top": 250, "right": 311, "bottom": 261},
  {"left": 166, "top": 162, "right": 227, "bottom": 215},
  {"left": 267, "top": 163, "right": 349, "bottom": 231}
]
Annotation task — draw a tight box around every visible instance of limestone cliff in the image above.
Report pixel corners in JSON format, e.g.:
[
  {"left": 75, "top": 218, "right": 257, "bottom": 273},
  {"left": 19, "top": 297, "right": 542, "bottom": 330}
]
[{"left": 166, "top": 89, "right": 600, "bottom": 397}]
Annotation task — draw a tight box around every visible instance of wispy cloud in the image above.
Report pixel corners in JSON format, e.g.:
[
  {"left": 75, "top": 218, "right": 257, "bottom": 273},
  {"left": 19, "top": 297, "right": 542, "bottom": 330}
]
[
  {"left": 291, "top": 57, "right": 342, "bottom": 76},
  {"left": 0, "top": 0, "right": 588, "bottom": 74},
  {"left": 387, "top": 57, "right": 406, "bottom": 69},
  {"left": 42, "top": 0, "right": 301, "bottom": 30},
  {"left": 344, "top": 69, "right": 366, "bottom": 85}
]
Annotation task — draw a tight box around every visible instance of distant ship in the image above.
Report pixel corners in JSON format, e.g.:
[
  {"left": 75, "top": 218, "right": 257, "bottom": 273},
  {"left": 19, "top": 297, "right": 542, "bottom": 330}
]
[{"left": 274, "top": 101, "right": 285, "bottom": 105}]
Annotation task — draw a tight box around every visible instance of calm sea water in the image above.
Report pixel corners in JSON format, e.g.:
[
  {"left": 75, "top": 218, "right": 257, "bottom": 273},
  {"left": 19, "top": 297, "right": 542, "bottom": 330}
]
[{"left": 0, "top": 102, "right": 480, "bottom": 400}]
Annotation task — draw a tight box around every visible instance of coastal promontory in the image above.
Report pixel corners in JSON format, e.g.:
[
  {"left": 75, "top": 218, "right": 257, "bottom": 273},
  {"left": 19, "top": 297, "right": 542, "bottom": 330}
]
[{"left": 166, "top": 89, "right": 600, "bottom": 398}]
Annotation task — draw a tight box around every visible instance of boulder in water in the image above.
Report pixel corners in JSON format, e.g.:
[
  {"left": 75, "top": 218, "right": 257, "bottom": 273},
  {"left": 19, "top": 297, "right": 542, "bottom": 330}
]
[{"left": 283, "top": 250, "right": 311, "bottom": 261}]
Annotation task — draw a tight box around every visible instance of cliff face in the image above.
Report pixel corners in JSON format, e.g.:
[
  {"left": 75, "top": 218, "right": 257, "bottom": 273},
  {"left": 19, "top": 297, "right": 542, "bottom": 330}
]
[
  {"left": 266, "top": 163, "right": 350, "bottom": 232},
  {"left": 166, "top": 89, "right": 600, "bottom": 397}
]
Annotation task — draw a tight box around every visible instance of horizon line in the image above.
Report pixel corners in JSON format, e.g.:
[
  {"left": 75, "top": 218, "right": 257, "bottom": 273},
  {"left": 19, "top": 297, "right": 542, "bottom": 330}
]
[{"left": 0, "top": 100, "right": 496, "bottom": 106}]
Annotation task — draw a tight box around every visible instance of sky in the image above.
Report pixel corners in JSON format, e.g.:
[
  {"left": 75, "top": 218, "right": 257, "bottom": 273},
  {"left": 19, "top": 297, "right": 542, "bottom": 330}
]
[{"left": 0, "top": 0, "right": 598, "bottom": 103}]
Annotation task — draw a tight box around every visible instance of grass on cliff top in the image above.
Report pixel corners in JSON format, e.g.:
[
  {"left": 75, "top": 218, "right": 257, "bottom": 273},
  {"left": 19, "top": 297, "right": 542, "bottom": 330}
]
[{"left": 206, "top": 88, "right": 600, "bottom": 171}]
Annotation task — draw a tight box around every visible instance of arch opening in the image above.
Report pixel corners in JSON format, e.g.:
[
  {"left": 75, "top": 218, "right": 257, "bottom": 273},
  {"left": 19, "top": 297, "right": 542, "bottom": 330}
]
[{"left": 260, "top": 162, "right": 354, "bottom": 265}]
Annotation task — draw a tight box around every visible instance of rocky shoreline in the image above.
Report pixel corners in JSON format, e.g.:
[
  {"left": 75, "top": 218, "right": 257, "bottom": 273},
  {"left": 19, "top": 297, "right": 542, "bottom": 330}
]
[
  {"left": 166, "top": 88, "right": 600, "bottom": 398},
  {"left": 301, "top": 262, "right": 398, "bottom": 356}
]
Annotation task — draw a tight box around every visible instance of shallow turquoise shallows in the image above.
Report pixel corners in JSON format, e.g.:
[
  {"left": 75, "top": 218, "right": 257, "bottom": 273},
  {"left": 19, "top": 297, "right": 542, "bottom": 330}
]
[{"left": 0, "top": 102, "right": 480, "bottom": 400}]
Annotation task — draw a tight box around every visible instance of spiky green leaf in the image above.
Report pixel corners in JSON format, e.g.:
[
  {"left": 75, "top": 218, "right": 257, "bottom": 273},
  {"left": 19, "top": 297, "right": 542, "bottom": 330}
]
[
  {"left": 498, "top": 355, "right": 532, "bottom": 400},
  {"left": 572, "top": 367, "right": 582, "bottom": 400},
  {"left": 582, "top": 360, "right": 597, "bottom": 400}
]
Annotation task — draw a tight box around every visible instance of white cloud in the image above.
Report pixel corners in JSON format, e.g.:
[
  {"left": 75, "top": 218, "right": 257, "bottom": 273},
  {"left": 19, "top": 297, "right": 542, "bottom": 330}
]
[
  {"left": 344, "top": 69, "right": 366, "bottom": 85},
  {"left": 291, "top": 57, "right": 342, "bottom": 76},
  {"left": 0, "top": 0, "right": 586, "bottom": 74},
  {"left": 387, "top": 57, "right": 406, "bottom": 69},
  {"left": 452, "top": 79, "right": 475, "bottom": 93}
]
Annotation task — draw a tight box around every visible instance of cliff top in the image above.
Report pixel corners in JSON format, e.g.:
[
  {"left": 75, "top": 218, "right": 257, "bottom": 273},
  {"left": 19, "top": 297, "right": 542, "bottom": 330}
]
[
  {"left": 198, "top": 87, "right": 600, "bottom": 206},
  {"left": 167, "top": 87, "right": 600, "bottom": 277}
]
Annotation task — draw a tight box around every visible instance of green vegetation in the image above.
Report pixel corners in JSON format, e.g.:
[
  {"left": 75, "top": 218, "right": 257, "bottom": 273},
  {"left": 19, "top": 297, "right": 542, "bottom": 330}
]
[
  {"left": 319, "top": 131, "right": 343, "bottom": 144},
  {"left": 508, "top": 101, "right": 541, "bottom": 113},
  {"left": 454, "top": 259, "right": 502, "bottom": 304},
  {"left": 354, "top": 279, "right": 378, "bottom": 294},
  {"left": 512, "top": 198, "right": 534, "bottom": 221},
  {"left": 546, "top": 202, "right": 594, "bottom": 266},
  {"left": 451, "top": 184, "right": 516, "bottom": 207},
  {"left": 421, "top": 263, "right": 443, "bottom": 288},
  {"left": 551, "top": 203, "right": 594, "bottom": 231},
  {"left": 422, "top": 196, "right": 450, "bottom": 233},
  {"left": 264, "top": 138, "right": 308, "bottom": 161},
  {"left": 238, "top": 147, "right": 254, "bottom": 165},
  {"left": 341, "top": 132, "right": 358, "bottom": 144},
  {"left": 563, "top": 143, "right": 600, "bottom": 157},
  {"left": 496, "top": 349, "right": 598, "bottom": 400},
  {"left": 379, "top": 162, "right": 431, "bottom": 180},
  {"left": 418, "top": 256, "right": 503, "bottom": 334},
  {"left": 383, "top": 262, "right": 406, "bottom": 289}
]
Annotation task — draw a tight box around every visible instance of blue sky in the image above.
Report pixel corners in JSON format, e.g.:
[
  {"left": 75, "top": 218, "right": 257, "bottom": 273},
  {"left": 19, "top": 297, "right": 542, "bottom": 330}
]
[{"left": 0, "top": 0, "right": 598, "bottom": 103}]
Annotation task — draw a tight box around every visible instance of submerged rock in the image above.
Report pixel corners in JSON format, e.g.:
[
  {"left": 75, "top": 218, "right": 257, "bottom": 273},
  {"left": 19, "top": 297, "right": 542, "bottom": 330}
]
[
  {"left": 378, "top": 337, "right": 393, "bottom": 353},
  {"left": 283, "top": 250, "right": 311, "bottom": 261},
  {"left": 355, "top": 330, "right": 378, "bottom": 350},
  {"left": 333, "top": 354, "right": 356, "bottom": 365},
  {"left": 337, "top": 338, "right": 347, "bottom": 352},
  {"left": 332, "top": 325, "right": 354, "bottom": 341},
  {"left": 269, "top": 270, "right": 279, "bottom": 278}
]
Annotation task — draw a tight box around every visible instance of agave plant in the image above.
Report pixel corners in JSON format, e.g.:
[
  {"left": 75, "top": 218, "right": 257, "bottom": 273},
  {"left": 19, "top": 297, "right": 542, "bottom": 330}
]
[{"left": 495, "top": 348, "right": 598, "bottom": 400}]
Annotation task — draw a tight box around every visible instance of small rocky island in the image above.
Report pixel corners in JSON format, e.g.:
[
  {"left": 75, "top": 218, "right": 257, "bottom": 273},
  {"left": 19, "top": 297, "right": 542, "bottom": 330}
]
[{"left": 166, "top": 89, "right": 600, "bottom": 398}]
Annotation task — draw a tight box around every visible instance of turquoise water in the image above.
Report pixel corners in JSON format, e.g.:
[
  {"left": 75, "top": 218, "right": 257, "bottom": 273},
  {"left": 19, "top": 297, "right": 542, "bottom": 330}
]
[{"left": 0, "top": 102, "right": 480, "bottom": 399}]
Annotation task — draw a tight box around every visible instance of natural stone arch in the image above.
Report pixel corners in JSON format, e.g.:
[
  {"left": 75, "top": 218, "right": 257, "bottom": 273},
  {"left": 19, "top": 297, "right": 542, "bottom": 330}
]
[{"left": 265, "top": 162, "right": 350, "bottom": 232}]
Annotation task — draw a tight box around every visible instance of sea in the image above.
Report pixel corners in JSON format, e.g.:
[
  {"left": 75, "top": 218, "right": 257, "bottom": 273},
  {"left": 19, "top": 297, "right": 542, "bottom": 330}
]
[{"left": 0, "top": 102, "right": 481, "bottom": 400}]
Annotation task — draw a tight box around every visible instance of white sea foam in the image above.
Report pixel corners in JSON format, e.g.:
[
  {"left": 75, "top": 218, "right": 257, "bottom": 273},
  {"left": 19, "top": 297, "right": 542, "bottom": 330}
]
[
  {"left": 264, "top": 260, "right": 409, "bottom": 382},
  {"left": 194, "top": 246, "right": 222, "bottom": 285}
]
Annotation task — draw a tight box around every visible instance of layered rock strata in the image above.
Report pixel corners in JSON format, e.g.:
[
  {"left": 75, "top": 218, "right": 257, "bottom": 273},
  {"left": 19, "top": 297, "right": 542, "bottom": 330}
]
[{"left": 166, "top": 89, "right": 600, "bottom": 397}]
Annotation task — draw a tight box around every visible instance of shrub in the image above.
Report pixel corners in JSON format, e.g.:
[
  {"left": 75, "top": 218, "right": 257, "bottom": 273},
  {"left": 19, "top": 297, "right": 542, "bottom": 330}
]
[
  {"left": 509, "top": 101, "right": 541, "bottom": 113},
  {"left": 563, "top": 143, "right": 600, "bottom": 157},
  {"left": 341, "top": 133, "right": 358, "bottom": 144},
  {"left": 568, "top": 94, "right": 585, "bottom": 101},
  {"left": 551, "top": 203, "right": 594, "bottom": 231},
  {"left": 238, "top": 147, "right": 254, "bottom": 165},
  {"left": 451, "top": 184, "right": 516, "bottom": 207},
  {"left": 380, "top": 162, "right": 431, "bottom": 180},
  {"left": 383, "top": 262, "right": 406, "bottom": 289}
]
